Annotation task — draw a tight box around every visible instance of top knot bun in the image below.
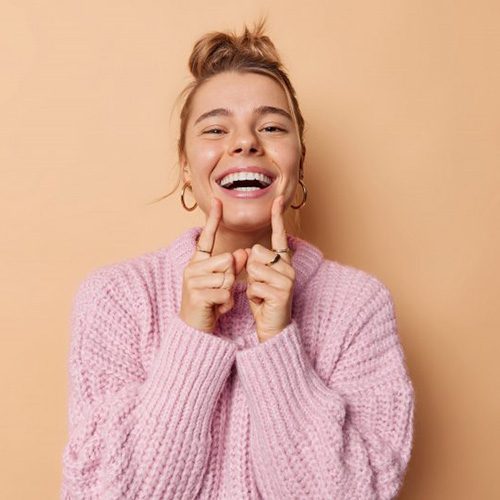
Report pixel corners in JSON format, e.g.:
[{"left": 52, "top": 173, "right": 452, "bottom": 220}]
[{"left": 188, "top": 19, "right": 283, "bottom": 80}]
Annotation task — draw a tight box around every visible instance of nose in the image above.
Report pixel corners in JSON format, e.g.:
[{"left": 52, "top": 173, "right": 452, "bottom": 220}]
[{"left": 230, "top": 127, "right": 263, "bottom": 156}]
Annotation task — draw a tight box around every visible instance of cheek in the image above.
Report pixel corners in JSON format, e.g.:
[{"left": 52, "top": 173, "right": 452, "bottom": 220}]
[
  {"left": 270, "top": 141, "right": 301, "bottom": 172},
  {"left": 187, "top": 143, "right": 223, "bottom": 175}
]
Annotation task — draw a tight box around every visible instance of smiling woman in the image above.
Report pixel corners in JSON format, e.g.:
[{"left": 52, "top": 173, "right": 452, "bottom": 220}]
[{"left": 61, "top": 18, "right": 415, "bottom": 499}]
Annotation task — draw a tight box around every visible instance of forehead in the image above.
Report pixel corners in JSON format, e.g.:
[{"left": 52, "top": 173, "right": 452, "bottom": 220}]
[{"left": 189, "top": 71, "right": 290, "bottom": 117}]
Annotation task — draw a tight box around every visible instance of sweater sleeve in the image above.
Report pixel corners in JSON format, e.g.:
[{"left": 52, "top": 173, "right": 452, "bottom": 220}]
[
  {"left": 61, "top": 269, "right": 237, "bottom": 500},
  {"left": 235, "top": 280, "right": 415, "bottom": 500}
]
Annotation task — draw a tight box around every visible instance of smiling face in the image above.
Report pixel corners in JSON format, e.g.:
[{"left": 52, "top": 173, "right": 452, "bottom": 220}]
[{"left": 180, "top": 71, "right": 302, "bottom": 232}]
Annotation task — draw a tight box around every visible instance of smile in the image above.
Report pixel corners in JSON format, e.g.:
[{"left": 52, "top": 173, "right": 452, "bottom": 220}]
[
  {"left": 217, "top": 170, "right": 273, "bottom": 187},
  {"left": 215, "top": 173, "right": 276, "bottom": 199}
]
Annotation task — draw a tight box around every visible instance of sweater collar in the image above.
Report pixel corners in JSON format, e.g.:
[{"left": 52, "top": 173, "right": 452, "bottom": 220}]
[{"left": 169, "top": 226, "right": 324, "bottom": 293}]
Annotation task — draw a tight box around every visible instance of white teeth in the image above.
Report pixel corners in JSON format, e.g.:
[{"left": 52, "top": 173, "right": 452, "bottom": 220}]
[
  {"left": 233, "top": 186, "right": 261, "bottom": 191},
  {"left": 219, "top": 171, "right": 272, "bottom": 188}
]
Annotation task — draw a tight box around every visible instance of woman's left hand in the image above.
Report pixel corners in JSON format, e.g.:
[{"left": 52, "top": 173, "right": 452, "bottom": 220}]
[{"left": 245, "top": 196, "right": 296, "bottom": 343}]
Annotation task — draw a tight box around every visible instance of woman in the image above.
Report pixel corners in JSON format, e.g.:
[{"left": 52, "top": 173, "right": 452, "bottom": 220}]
[{"left": 61, "top": 21, "right": 415, "bottom": 499}]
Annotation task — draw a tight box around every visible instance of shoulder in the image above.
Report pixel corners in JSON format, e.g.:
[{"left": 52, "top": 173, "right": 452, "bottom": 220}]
[
  {"left": 309, "top": 257, "right": 394, "bottom": 311},
  {"left": 71, "top": 244, "right": 176, "bottom": 328},
  {"left": 74, "top": 246, "right": 165, "bottom": 296},
  {"left": 73, "top": 223, "right": 197, "bottom": 296},
  {"left": 299, "top": 257, "right": 406, "bottom": 377}
]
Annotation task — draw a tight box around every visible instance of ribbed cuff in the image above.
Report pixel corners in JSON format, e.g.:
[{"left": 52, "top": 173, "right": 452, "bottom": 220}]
[
  {"left": 236, "top": 320, "right": 345, "bottom": 425},
  {"left": 139, "top": 314, "right": 237, "bottom": 422}
]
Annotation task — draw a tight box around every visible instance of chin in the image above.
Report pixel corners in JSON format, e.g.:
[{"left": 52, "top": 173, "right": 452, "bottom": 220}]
[{"left": 221, "top": 215, "right": 270, "bottom": 233}]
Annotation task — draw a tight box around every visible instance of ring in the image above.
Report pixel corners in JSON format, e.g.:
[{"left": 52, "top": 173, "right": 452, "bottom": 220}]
[
  {"left": 265, "top": 253, "right": 281, "bottom": 266},
  {"left": 195, "top": 235, "right": 212, "bottom": 255},
  {"left": 272, "top": 247, "right": 290, "bottom": 254},
  {"left": 196, "top": 245, "right": 211, "bottom": 255}
]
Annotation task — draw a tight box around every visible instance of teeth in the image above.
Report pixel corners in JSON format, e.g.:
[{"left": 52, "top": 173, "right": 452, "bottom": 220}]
[
  {"left": 219, "top": 172, "right": 272, "bottom": 188},
  {"left": 233, "top": 186, "right": 261, "bottom": 191}
]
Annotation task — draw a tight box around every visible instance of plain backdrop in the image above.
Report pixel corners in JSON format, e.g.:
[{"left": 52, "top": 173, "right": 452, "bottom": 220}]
[{"left": 1, "top": 1, "right": 499, "bottom": 498}]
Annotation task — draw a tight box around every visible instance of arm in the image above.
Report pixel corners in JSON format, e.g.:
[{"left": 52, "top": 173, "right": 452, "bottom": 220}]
[
  {"left": 61, "top": 269, "right": 237, "bottom": 500},
  {"left": 236, "top": 280, "right": 415, "bottom": 500}
]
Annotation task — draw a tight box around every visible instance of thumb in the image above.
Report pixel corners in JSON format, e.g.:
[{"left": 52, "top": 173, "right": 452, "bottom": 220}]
[
  {"left": 232, "top": 248, "right": 248, "bottom": 276},
  {"left": 217, "top": 295, "right": 234, "bottom": 315}
]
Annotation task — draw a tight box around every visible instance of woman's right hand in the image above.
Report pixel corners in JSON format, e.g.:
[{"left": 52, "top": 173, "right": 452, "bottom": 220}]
[{"left": 179, "top": 198, "right": 247, "bottom": 333}]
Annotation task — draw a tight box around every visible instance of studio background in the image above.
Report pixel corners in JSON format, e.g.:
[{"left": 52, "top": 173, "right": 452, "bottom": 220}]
[{"left": 1, "top": 1, "right": 498, "bottom": 498}]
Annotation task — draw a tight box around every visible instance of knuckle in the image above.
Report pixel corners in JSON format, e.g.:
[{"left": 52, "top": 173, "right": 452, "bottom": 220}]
[
  {"left": 191, "top": 290, "right": 202, "bottom": 305},
  {"left": 222, "top": 252, "right": 234, "bottom": 265}
]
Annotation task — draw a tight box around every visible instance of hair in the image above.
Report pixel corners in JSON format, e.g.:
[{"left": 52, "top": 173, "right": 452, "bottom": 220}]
[{"left": 148, "top": 18, "right": 307, "bottom": 233}]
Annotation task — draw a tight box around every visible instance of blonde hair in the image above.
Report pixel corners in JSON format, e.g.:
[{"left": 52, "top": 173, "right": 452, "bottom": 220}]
[{"left": 149, "top": 18, "right": 307, "bottom": 233}]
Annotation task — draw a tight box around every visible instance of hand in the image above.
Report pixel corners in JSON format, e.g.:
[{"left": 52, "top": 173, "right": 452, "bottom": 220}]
[
  {"left": 245, "top": 196, "right": 296, "bottom": 343},
  {"left": 179, "top": 198, "right": 248, "bottom": 333}
]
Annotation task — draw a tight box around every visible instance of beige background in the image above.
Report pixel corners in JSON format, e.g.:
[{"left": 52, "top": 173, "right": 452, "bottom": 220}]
[{"left": 1, "top": 1, "right": 499, "bottom": 498}]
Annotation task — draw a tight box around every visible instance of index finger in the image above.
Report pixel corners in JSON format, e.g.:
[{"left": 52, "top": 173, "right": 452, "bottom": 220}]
[
  {"left": 193, "top": 197, "right": 222, "bottom": 261},
  {"left": 271, "top": 195, "right": 291, "bottom": 263}
]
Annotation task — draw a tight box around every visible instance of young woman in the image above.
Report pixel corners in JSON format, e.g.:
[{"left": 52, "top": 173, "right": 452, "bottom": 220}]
[{"left": 61, "top": 21, "right": 415, "bottom": 499}]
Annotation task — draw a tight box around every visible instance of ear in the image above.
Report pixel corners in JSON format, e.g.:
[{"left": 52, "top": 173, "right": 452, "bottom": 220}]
[
  {"left": 298, "top": 164, "right": 304, "bottom": 181},
  {"left": 180, "top": 154, "right": 191, "bottom": 183},
  {"left": 299, "top": 145, "right": 306, "bottom": 174}
]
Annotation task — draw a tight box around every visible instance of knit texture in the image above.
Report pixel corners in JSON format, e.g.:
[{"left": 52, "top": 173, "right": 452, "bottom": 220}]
[{"left": 61, "top": 226, "right": 415, "bottom": 499}]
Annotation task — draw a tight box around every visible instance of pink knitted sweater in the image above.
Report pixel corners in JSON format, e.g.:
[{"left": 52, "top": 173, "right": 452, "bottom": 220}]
[{"left": 61, "top": 226, "right": 415, "bottom": 499}]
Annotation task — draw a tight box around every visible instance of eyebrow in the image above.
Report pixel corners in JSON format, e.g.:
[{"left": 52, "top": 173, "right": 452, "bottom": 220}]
[{"left": 194, "top": 105, "right": 293, "bottom": 125}]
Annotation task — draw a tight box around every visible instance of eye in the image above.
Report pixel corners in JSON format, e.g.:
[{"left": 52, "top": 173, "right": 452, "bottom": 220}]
[
  {"left": 202, "top": 127, "right": 225, "bottom": 135},
  {"left": 261, "top": 125, "right": 287, "bottom": 133}
]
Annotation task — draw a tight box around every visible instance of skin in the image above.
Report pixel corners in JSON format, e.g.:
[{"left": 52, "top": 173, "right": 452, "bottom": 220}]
[{"left": 179, "top": 71, "right": 301, "bottom": 342}]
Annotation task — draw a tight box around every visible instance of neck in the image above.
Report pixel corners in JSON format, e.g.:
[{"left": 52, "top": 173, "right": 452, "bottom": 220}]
[{"left": 211, "top": 224, "right": 273, "bottom": 256}]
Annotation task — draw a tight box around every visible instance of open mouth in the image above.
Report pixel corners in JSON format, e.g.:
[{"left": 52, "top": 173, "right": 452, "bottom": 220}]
[{"left": 216, "top": 172, "right": 274, "bottom": 191}]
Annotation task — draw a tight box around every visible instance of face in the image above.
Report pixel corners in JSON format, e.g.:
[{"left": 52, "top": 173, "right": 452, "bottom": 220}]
[{"left": 181, "top": 71, "right": 302, "bottom": 232}]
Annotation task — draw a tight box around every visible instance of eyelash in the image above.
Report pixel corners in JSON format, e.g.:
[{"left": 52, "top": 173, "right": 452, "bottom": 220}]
[{"left": 202, "top": 126, "right": 286, "bottom": 135}]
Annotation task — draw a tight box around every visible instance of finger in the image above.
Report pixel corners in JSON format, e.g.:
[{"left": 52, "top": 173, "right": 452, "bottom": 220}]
[
  {"left": 197, "top": 287, "right": 231, "bottom": 306},
  {"left": 232, "top": 248, "right": 248, "bottom": 276},
  {"left": 189, "top": 272, "right": 235, "bottom": 290},
  {"left": 193, "top": 198, "right": 221, "bottom": 261},
  {"left": 248, "top": 243, "right": 290, "bottom": 275},
  {"left": 271, "top": 195, "right": 290, "bottom": 263},
  {"left": 246, "top": 260, "right": 294, "bottom": 286},
  {"left": 247, "top": 281, "right": 276, "bottom": 304},
  {"left": 188, "top": 251, "right": 234, "bottom": 275},
  {"left": 217, "top": 295, "right": 234, "bottom": 315}
]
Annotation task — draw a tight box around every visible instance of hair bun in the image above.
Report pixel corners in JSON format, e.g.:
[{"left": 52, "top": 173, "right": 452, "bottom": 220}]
[{"left": 188, "top": 19, "right": 283, "bottom": 80}]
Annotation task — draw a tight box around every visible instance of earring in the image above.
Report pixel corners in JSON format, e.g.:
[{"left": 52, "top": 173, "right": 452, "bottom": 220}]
[
  {"left": 180, "top": 181, "right": 197, "bottom": 211},
  {"left": 291, "top": 179, "right": 307, "bottom": 209}
]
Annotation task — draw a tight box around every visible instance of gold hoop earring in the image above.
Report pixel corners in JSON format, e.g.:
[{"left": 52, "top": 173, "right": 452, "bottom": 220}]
[
  {"left": 291, "top": 179, "right": 307, "bottom": 209},
  {"left": 180, "top": 181, "right": 197, "bottom": 211}
]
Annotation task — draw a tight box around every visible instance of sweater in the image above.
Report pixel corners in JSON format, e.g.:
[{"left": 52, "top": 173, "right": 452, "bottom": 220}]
[{"left": 61, "top": 226, "right": 415, "bottom": 500}]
